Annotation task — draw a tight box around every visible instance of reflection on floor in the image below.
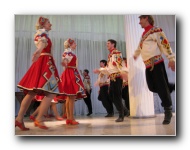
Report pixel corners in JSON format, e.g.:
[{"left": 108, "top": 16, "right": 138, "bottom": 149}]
[{"left": 15, "top": 113, "right": 175, "bottom": 136}]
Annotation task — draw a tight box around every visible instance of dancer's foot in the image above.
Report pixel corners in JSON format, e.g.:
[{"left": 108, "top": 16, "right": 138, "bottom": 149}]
[{"left": 15, "top": 120, "right": 29, "bottom": 131}]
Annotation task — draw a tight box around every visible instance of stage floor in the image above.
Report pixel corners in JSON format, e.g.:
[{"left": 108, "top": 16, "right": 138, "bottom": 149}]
[{"left": 15, "top": 113, "right": 175, "bottom": 136}]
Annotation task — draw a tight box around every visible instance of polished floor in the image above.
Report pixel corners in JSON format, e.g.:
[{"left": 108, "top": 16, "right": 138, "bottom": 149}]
[{"left": 15, "top": 113, "right": 175, "bottom": 136}]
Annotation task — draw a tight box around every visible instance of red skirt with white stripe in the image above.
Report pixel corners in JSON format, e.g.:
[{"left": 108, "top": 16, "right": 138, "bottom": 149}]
[{"left": 17, "top": 54, "right": 63, "bottom": 96}]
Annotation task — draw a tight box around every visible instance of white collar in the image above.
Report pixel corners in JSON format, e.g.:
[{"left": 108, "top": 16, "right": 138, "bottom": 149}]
[
  {"left": 65, "top": 48, "right": 72, "bottom": 53},
  {"left": 37, "top": 29, "right": 49, "bottom": 36}
]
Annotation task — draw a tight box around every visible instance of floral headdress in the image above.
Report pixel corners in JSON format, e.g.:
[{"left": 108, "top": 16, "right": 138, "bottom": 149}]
[
  {"left": 68, "top": 38, "right": 75, "bottom": 45},
  {"left": 38, "top": 16, "right": 48, "bottom": 26}
]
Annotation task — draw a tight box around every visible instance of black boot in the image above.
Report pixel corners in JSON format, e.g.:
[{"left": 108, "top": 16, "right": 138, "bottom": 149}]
[
  {"left": 115, "top": 114, "right": 124, "bottom": 122},
  {"left": 86, "top": 112, "right": 92, "bottom": 116},
  {"left": 105, "top": 113, "right": 114, "bottom": 117},
  {"left": 169, "top": 83, "right": 175, "bottom": 93},
  {"left": 162, "top": 106, "right": 173, "bottom": 125},
  {"left": 124, "top": 108, "right": 130, "bottom": 117}
]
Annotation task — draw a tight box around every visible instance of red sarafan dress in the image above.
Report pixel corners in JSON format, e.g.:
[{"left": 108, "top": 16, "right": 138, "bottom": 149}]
[
  {"left": 56, "top": 48, "right": 86, "bottom": 100},
  {"left": 17, "top": 29, "right": 62, "bottom": 96}
]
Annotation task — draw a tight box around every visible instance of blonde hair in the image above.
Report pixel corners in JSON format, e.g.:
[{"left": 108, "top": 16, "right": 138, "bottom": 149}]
[
  {"left": 64, "top": 38, "right": 75, "bottom": 49},
  {"left": 64, "top": 40, "right": 70, "bottom": 49}
]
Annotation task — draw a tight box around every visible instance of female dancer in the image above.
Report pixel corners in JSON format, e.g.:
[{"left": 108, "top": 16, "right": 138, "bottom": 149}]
[
  {"left": 15, "top": 16, "right": 62, "bottom": 130},
  {"left": 56, "top": 38, "right": 86, "bottom": 125}
]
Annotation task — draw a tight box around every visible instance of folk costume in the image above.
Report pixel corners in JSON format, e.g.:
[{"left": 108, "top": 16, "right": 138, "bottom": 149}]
[
  {"left": 99, "top": 48, "right": 128, "bottom": 122},
  {"left": 134, "top": 25, "right": 175, "bottom": 124},
  {"left": 17, "top": 28, "right": 62, "bottom": 96},
  {"left": 56, "top": 47, "right": 86, "bottom": 101}
]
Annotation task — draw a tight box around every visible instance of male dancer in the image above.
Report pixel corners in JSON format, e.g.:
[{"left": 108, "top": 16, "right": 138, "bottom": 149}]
[
  {"left": 96, "top": 60, "right": 114, "bottom": 117},
  {"left": 80, "top": 69, "right": 93, "bottom": 116},
  {"left": 133, "top": 15, "right": 175, "bottom": 124},
  {"left": 94, "top": 39, "right": 128, "bottom": 122}
]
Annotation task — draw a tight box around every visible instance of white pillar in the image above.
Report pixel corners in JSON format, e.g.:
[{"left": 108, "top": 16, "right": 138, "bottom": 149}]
[{"left": 124, "top": 15, "right": 155, "bottom": 118}]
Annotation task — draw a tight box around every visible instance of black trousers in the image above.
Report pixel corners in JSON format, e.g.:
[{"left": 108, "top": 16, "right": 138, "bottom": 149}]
[
  {"left": 145, "top": 62, "right": 173, "bottom": 108},
  {"left": 98, "top": 85, "right": 114, "bottom": 114},
  {"left": 83, "top": 90, "right": 92, "bottom": 113},
  {"left": 122, "top": 85, "right": 130, "bottom": 110},
  {"left": 109, "top": 78, "right": 125, "bottom": 117}
]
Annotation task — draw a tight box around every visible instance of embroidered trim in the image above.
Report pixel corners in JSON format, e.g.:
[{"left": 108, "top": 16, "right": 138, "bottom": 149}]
[
  {"left": 159, "top": 32, "right": 172, "bottom": 54},
  {"left": 114, "top": 53, "right": 122, "bottom": 68},
  {"left": 144, "top": 55, "right": 164, "bottom": 70},
  {"left": 109, "top": 72, "right": 121, "bottom": 81},
  {"left": 73, "top": 69, "right": 86, "bottom": 97},
  {"left": 122, "top": 81, "right": 128, "bottom": 87},
  {"left": 140, "top": 27, "right": 162, "bottom": 49},
  {"left": 17, "top": 85, "right": 64, "bottom": 95},
  {"left": 99, "top": 82, "right": 109, "bottom": 87},
  {"left": 107, "top": 49, "right": 121, "bottom": 67},
  {"left": 34, "top": 33, "right": 48, "bottom": 48}
]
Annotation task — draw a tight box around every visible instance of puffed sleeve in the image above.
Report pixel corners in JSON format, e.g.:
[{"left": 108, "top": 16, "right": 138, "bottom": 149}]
[
  {"left": 111, "top": 51, "right": 128, "bottom": 73},
  {"left": 62, "top": 50, "right": 73, "bottom": 63},
  {"left": 99, "top": 67, "right": 110, "bottom": 75},
  {"left": 154, "top": 29, "right": 175, "bottom": 62},
  {"left": 134, "top": 41, "right": 142, "bottom": 58},
  {"left": 97, "top": 73, "right": 103, "bottom": 85},
  {"left": 34, "top": 29, "right": 48, "bottom": 48}
]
